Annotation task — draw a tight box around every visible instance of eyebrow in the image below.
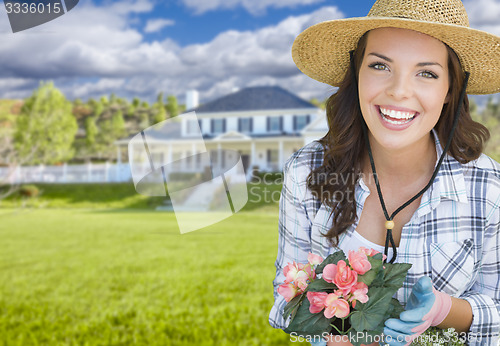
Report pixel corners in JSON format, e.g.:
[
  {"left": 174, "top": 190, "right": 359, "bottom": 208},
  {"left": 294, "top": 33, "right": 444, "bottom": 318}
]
[{"left": 367, "top": 52, "right": 443, "bottom": 68}]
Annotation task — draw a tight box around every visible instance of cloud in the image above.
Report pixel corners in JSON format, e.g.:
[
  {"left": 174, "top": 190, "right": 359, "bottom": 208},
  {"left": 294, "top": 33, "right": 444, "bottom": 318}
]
[
  {"left": 144, "top": 19, "right": 175, "bottom": 33},
  {"left": 181, "top": 0, "right": 325, "bottom": 16},
  {"left": 0, "top": 1, "right": 343, "bottom": 103},
  {"left": 464, "top": 0, "right": 500, "bottom": 34}
]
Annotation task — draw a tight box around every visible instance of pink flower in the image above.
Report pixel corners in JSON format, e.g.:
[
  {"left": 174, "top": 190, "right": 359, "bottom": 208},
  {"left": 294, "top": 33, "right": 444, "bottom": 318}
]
[
  {"left": 359, "top": 247, "right": 387, "bottom": 261},
  {"left": 322, "top": 263, "right": 337, "bottom": 283},
  {"left": 348, "top": 250, "right": 372, "bottom": 275},
  {"left": 324, "top": 293, "right": 350, "bottom": 318},
  {"left": 349, "top": 282, "right": 369, "bottom": 308},
  {"left": 359, "top": 247, "right": 379, "bottom": 257},
  {"left": 278, "top": 283, "right": 300, "bottom": 302},
  {"left": 308, "top": 253, "right": 324, "bottom": 266},
  {"left": 307, "top": 291, "right": 328, "bottom": 314},
  {"left": 323, "top": 260, "right": 358, "bottom": 294},
  {"left": 283, "top": 262, "right": 304, "bottom": 283},
  {"left": 295, "top": 270, "right": 310, "bottom": 291},
  {"left": 302, "top": 263, "right": 316, "bottom": 281}
]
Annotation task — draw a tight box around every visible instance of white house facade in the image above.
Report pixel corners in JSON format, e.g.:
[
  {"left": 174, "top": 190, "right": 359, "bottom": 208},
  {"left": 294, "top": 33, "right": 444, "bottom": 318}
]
[{"left": 116, "top": 86, "right": 327, "bottom": 179}]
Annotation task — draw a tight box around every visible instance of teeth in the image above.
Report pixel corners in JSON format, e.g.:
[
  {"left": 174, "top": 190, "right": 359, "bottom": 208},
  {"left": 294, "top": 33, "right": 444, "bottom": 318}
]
[
  {"left": 383, "top": 115, "right": 412, "bottom": 125},
  {"left": 380, "top": 107, "right": 416, "bottom": 120}
]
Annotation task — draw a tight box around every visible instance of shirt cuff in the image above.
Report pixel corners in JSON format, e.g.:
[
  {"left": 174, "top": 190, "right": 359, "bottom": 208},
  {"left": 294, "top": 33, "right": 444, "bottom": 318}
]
[{"left": 460, "top": 291, "right": 500, "bottom": 345}]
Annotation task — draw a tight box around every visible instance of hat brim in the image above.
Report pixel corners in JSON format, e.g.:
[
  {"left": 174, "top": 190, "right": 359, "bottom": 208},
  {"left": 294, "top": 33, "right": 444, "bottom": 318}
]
[{"left": 292, "top": 17, "right": 500, "bottom": 95}]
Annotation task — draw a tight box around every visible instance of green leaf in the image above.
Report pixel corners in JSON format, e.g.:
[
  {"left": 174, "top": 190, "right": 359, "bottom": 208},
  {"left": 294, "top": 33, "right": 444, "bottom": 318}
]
[
  {"left": 349, "top": 287, "right": 394, "bottom": 332},
  {"left": 387, "top": 298, "right": 405, "bottom": 319},
  {"left": 383, "top": 263, "right": 412, "bottom": 289},
  {"left": 306, "top": 278, "right": 337, "bottom": 292},
  {"left": 315, "top": 251, "right": 346, "bottom": 274},
  {"left": 284, "top": 297, "right": 332, "bottom": 336},
  {"left": 370, "top": 267, "right": 386, "bottom": 287},
  {"left": 357, "top": 253, "right": 384, "bottom": 286},
  {"left": 283, "top": 293, "right": 305, "bottom": 321}
]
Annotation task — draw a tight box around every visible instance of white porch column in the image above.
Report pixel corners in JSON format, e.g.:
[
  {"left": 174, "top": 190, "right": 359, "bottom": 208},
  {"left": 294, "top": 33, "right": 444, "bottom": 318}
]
[
  {"left": 251, "top": 141, "right": 256, "bottom": 168},
  {"left": 191, "top": 142, "right": 196, "bottom": 170},
  {"left": 278, "top": 140, "right": 284, "bottom": 172},
  {"left": 167, "top": 143, "right": 173, "bottom": 176},
  {"left": 217, "top": 142, "right": 222, "bottom": 172}
]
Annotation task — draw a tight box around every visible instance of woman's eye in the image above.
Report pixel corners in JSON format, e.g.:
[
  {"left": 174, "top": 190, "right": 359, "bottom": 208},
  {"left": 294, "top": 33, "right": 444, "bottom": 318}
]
[
  {"left": 419, "top": 71, "right": 438, "bottom": 79},
  {"left": 368, "top": 63, "right": 387, "bottom": 71}
]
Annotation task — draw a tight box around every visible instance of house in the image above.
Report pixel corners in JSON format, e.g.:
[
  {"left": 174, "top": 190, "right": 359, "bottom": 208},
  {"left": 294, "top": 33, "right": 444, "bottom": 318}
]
[{"left": 116, "top": 86, "right": 327, "bottom": 180}]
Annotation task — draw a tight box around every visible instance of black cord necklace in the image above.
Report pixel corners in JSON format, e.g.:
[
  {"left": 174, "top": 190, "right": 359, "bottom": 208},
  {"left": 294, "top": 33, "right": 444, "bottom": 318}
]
[{"left": 349, "top": 50, "right": 470, "bottom": 263}]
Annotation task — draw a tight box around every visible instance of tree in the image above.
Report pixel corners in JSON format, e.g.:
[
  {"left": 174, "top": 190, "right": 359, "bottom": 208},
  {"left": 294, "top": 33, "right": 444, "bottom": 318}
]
[
  {"left": 152, "top": 104, "right": 167, "bottom": 124},
  {"left": 166, "top": 95, "right": 179, "bottom": 118},
  {"left": 0, "top": 112, "right": 21, "bottom": 199},
  {"left": 110, "top": 110, "right": 126, "bottom": 139},
  {"left": 310, "top": 97, "right": 327, "bottom": 110},
  {"left": 84, "top": 116, "right": 98, "bottom": 147},
  {"left": 14, "top": 81, "right": 77, "bottom": 164},
  {"left": 132, "top": 97, "right": 141, "bottom": 108}
]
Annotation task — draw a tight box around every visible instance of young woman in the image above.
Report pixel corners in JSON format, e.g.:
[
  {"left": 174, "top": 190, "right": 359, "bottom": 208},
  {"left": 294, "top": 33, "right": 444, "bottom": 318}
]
[{"left": 269, "top": 0, "right": 500, "bottom": 345}]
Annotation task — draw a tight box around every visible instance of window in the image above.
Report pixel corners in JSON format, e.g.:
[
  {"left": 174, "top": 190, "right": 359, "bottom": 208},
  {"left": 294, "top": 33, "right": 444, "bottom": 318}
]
[
  {"left": 212, "top": 119, "right": 225, "bottom": 133},
  {"left": 267, "top": 116, "right": 282, "bottom": 132},
  {"left": 238, "top": 118, "right": 252, "bottom": 133},
  {"left": 294, "top": 115, "right": 310, "bottom": 131},
  {"left": 186, "top": 119, "right": 200, "bottom": 135}
]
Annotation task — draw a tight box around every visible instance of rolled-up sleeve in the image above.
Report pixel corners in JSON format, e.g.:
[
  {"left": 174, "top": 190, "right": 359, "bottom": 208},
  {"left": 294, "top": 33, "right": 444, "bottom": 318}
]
[
  {"left": 269, "top": 151, "right": 314, "bottom": 330},
  {"left": 460, "top": 193, "right": 500, "bottom": 346}
]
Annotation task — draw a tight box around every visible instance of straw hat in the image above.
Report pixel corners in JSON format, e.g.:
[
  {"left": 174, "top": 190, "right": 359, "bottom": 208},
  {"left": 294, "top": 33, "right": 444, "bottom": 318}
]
[{"left": 292, "top": 0, "right": 500, "bottom": 95}]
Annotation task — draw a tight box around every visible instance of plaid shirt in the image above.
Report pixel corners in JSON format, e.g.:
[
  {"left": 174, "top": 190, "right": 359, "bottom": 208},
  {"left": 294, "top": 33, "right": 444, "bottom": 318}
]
[{"left": 269, "top": 132, "right": 500, "bottom": 345}]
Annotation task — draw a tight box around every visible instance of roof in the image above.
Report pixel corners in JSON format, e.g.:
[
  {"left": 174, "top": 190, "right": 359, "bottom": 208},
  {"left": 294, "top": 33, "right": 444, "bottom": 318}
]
[{"left": 191, "top": 86, "right": 318, "bottom": 113}]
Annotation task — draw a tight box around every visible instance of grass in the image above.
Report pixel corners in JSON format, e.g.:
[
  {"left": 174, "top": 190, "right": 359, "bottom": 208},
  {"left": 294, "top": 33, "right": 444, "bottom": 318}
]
[
  {"left": 0, "top": 182, "right": 282, "bottom": 212},
  {"left": 0, "top": 207, "right": 298, "bottom": 345}
]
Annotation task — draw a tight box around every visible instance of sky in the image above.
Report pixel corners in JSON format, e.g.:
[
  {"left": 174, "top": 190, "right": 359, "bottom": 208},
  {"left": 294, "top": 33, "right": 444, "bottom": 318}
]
[{"left": 0, "top": 0, "right": 499, "bottom": 105}]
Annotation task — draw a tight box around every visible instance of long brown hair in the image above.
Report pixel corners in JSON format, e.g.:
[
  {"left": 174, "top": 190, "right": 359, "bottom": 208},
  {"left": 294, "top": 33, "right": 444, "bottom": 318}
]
[{"left": 307, "top": 31, "right": 490, "bottom": 247}]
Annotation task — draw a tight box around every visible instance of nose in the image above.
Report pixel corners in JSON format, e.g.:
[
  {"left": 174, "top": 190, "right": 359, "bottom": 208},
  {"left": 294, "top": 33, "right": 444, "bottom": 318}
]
[{"left": 386, "top": 73, "right": 413, "bottom": 100}]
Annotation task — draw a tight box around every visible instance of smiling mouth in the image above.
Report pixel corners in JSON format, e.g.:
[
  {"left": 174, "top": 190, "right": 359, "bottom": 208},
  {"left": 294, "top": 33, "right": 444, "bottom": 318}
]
[{"left": 378, "top": 106, "right": 418, "bottom": 125}]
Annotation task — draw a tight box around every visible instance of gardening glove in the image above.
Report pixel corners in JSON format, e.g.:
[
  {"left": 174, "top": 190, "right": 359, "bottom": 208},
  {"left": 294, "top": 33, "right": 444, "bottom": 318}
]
[
  {"left": 310, "top": 338, "right": 327, "bottom": 346},
  {"left": 382, "top": 276, "right": 452, "bottom": 346}
]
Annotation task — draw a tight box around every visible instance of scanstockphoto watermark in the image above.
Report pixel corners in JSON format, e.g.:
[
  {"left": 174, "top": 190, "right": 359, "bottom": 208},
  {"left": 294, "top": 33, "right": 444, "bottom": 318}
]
[
  {"left": 290, "top": 331, "right": 483, "bottom": 344},
  {"left": 4, "top": 0, "right": 79, "bottom": 33},
  {"left": 289, "top": 332, "right": 384, "bottom": 344},
  {"left": 249, "top": 171, "right": 380, "bottom": 205}
]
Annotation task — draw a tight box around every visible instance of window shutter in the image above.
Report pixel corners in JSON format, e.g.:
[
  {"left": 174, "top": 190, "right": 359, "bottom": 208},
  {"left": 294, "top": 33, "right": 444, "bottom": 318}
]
[
  {"left": 250, "top": 118, "right": 253, "bottom": 132},
  {"left": 279, "top": 116, "right": 283, "bottom": 132},
  {"left": 306, "top": 115, "right": 311, "bottom": 125},
  {"left": 293, "top": 115, "right": 297, "bottom": 131},
  {"left": 266, "top": 117, "right": 270, "bottom": 132},
  {"left": 210, "top": 119, "right": 214, "bottom": 133},
  {"left": 238, "top": 118, "right": 241, "bottom": 132},
  {"left": 267, "top": 149, "right": 271, "bottom": 163},
  {"left": 223, "top": 118, "right": 226, "bottom": 132}
]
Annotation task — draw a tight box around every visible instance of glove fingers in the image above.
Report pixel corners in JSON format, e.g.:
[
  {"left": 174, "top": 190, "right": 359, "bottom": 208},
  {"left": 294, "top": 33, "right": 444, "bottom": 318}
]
[
  {"left": 399, "top": 306, "right": 430, "bottom": 322},
  {"left": 385, "top": 318, "right": 422, "bottom": 333},
  {"left": 413, "top": 276, "right": 433, "bottom": 293}
]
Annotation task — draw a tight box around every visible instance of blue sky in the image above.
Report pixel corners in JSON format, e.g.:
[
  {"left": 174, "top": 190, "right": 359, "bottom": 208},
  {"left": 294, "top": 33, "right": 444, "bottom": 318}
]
[
  {"left": 135, "top": 1, "right": 374, "bottom": 46},
  {"left": 0, "top": 0, "right": 498, "bottom": 104}
]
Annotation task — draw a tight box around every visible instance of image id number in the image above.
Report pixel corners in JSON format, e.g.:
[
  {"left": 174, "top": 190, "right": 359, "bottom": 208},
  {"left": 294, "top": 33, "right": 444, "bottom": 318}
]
[{"left": 6, "top": 2, "right": 62, "bottom": 14}]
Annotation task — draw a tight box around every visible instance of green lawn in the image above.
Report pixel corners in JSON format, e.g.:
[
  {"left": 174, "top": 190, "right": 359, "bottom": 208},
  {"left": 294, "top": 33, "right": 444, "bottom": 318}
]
[{"left": 0, "top": 208, "right": 296, "bottom": 345}]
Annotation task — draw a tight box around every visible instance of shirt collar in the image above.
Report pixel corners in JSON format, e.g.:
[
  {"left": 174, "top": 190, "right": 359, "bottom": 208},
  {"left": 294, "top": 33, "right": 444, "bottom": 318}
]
[
  {"left": 417, "top": 130, "right": 468, "bottom": 216},
  {"left": 356, "top": 130, "right": 468, "bottom": 217}
]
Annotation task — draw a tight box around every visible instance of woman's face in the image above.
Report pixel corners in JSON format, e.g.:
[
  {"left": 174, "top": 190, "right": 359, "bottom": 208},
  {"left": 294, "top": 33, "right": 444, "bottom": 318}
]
[{"left": 358, "top": 27, "right": 450, "bottom": 152}]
